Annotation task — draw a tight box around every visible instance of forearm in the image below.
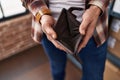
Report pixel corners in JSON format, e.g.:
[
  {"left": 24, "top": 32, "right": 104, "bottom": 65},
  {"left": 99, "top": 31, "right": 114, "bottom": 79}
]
[{"left": 21, "top": 0, "right": 51, "bottom": 22}]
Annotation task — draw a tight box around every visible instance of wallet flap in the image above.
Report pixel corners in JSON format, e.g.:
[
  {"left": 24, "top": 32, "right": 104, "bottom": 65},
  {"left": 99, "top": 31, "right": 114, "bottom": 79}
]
[{"left": 54, "top": 8, "right": 68, "bottom": 39}]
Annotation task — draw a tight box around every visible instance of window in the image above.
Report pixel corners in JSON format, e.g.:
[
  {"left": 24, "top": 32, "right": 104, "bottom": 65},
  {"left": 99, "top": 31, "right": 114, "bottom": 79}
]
[
  {"left": 0, "top": 0, "right": 28, "bottom": 21},
  {"left": 0, "top": 6, "right": 3, "bottom": 19}
]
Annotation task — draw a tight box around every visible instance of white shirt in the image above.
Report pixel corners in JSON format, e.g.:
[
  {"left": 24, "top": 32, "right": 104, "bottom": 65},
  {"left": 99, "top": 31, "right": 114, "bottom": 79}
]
[{"left": 49, "top": 0, "right": 85, "bottom": 21}]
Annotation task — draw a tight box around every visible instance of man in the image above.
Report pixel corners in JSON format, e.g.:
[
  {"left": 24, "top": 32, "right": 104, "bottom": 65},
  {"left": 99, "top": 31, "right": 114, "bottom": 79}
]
[{"left": 21, "top": 0, "right": 109, "bottom": 80}]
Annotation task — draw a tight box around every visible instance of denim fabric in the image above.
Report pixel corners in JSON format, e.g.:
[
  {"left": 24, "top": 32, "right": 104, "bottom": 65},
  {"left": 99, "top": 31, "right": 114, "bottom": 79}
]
[{"left": 41, "top": 35, "right": 107, "bottom": 80}]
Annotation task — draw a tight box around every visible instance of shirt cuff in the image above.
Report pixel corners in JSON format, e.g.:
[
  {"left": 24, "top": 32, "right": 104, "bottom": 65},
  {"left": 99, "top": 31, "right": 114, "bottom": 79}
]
[
  {"left": 27, "top": 0, "right": 51, "bottom": 22},
  {"left": 88, "top": 1, "right": 105, "bottom": 15}
]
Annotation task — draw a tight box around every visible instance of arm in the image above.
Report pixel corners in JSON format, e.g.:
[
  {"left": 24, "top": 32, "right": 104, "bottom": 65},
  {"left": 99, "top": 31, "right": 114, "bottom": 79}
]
[
  {"left": 21, "top": 0, "right": 66, "bottom": 51},
  {"left": 77, "top": 0, "right": 109, "bottom": 52}
]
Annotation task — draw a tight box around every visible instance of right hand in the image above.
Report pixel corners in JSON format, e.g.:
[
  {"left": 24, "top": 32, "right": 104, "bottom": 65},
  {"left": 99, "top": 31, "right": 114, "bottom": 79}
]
[{"left": 40, "top": 15, "right": 66, "bottom": 51}]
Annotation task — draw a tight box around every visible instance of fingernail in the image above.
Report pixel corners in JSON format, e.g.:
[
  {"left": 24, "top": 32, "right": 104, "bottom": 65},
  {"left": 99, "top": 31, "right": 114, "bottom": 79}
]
[
  {"left": 81, "top": 31, "right": 85, "bottom": 35},
  {"left": 52, "top": 34, "right": 56, "bottom": 39},
  {"left": 46, "top": 29, "right": 50, "bottom": 34},
  {"left": 79, "top": 29, "right": 85, "bottom": 35}
]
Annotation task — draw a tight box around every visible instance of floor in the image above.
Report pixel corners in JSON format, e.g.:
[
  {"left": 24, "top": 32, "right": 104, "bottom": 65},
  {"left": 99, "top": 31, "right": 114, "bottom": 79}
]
[
  {"left": 0, "top": 45, "right": 120, "bottom": 80},
  {"left": 0, "top": 45, "right": 82, "bottom": 80}
]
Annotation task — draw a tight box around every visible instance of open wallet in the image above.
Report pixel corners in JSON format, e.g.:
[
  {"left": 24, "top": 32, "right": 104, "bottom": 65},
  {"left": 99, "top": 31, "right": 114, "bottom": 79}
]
[{"left": 54, "top": 7, "right": 84, "bottom": 55}]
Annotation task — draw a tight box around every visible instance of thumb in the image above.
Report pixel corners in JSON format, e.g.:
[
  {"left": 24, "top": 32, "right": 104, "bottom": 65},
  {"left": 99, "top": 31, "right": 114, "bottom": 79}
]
[{"left": 79, "top": 18, "right": 90, "bottom": 35}]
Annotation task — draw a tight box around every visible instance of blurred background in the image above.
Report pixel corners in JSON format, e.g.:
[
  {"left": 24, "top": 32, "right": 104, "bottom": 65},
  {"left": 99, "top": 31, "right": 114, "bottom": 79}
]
[{"left": 0, "top": 0, "right": 120, "bottom": 80}]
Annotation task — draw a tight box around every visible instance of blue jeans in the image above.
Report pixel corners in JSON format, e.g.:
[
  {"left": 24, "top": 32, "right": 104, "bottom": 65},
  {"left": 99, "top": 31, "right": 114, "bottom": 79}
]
[{"left": 41, "top": 35, "right": 107, "bottom": 80}]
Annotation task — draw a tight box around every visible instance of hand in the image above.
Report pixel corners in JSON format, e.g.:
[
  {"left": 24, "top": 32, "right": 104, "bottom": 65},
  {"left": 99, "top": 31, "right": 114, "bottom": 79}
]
[
  {"left": 77, "top": 5, "right": 101, "bottom": 53},
  {"left": 40, "top": 15, "right": 66, "bottom": 51}
]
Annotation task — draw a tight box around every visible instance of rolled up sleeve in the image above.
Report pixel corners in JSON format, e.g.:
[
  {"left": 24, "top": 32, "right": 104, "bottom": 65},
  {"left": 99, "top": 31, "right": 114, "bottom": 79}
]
[
  {"left": 88, "top": 0, "right": 109, "bottom": 15},
  {"left": 21, "top": 0, "right": 51, "bottom": 22}
]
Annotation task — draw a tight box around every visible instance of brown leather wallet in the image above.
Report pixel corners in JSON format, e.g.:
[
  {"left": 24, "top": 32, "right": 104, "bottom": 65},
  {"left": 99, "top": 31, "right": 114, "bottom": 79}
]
[{"left": 54, "top": 7, "right": 84, "bottom": 55}]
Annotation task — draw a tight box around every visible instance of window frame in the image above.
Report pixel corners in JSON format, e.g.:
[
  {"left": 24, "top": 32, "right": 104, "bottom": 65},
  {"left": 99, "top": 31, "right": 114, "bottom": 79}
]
[{"left": 0, "top": 0, "right": 29, "bottom": 22}]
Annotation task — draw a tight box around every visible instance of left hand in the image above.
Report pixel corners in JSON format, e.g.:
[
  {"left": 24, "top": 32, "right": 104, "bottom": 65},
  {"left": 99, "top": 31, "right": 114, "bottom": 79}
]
[{"left": 77, "top": 5, "right": 101, "bottom": 53}]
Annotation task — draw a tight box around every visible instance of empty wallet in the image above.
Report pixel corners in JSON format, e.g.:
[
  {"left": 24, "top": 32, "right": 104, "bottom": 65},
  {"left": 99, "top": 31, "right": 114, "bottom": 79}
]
[{"left": 54, "top": 7, "right": 84, "bottom": 55}]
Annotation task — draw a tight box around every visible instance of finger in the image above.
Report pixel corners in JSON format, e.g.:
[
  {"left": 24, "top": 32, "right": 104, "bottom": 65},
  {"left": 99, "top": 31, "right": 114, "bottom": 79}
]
[
  {"left": 77, "top": 46, "right": 82, "bottom": 54},
  {"left": 77, "top": 22, "right": 95, "bottom": 53},
  {"left": 81, "top": 23, "right": 94, "bottom": 46},
  {"left": 79, "top": 18, "right": 90, "bottom": 35},
  {"left": 46, "top": 35, "right": 66, "bottom": 51},
  {"left": 42, "top": 24, "right": 57, "bottom": 39}
]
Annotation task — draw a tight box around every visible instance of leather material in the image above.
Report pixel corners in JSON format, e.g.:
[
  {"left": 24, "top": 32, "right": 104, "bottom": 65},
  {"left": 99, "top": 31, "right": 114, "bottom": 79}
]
[{"left": 54, "top": 7, "right": 83, "bottom": 55}]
